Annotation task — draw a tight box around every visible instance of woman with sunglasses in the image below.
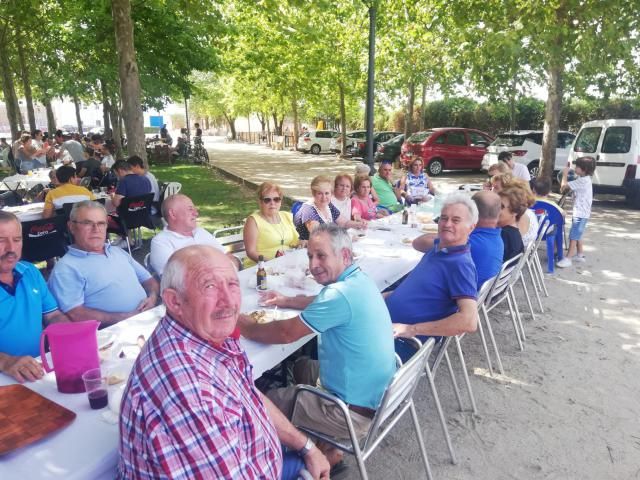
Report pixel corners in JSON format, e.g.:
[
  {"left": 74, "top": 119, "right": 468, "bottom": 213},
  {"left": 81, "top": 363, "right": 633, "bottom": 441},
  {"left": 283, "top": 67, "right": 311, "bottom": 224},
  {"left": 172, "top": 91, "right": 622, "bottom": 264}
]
[
  {"left": 243, "top": 182, "right": 301, "bottom": 266},
  {"left": 398, "top": 157, "right": 437, "bottom": 205},
  {"left": 294, "top": 175, "right": 366, "bottom": 240}
]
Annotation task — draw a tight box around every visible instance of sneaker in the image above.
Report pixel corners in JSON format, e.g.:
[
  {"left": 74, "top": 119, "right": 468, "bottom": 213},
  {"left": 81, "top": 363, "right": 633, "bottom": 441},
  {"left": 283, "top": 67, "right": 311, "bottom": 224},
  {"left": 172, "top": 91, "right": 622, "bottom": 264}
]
[
  {"left": 557, "top": 257, "right": 572, "bottom": 268},
  {"left": 574, "top": 255, "right": 586, "bottom": 263}
]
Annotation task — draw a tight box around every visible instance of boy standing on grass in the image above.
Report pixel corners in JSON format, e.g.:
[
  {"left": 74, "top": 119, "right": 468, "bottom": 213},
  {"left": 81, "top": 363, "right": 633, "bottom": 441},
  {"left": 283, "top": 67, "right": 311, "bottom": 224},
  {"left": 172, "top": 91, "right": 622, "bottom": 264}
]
[{"left": 557, "top": 156, "right": 596, "bottom": 268}]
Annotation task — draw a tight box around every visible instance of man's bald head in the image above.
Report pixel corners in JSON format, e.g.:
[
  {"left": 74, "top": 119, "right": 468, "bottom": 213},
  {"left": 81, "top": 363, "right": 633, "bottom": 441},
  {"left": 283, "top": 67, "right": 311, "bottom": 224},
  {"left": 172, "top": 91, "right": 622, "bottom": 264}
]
[
  {"left": 472, "top": 190, "right": 501, "bottom": 228},
  {"left": 161, "top": 194, "right": 198, "bottom": 235}
]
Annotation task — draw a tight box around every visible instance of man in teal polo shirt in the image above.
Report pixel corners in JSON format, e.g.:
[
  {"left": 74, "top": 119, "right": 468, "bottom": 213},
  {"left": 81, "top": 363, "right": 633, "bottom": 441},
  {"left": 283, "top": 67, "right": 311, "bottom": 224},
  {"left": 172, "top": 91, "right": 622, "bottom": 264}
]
[
  {"left": 239, "top": 223, "right": 396, "bottom": 468},
  {"left": 0, "top": 212, "right": 69, "bottom": 383},
  {"left": 371, "top": 161, "right": 403, "bottom": 213}
]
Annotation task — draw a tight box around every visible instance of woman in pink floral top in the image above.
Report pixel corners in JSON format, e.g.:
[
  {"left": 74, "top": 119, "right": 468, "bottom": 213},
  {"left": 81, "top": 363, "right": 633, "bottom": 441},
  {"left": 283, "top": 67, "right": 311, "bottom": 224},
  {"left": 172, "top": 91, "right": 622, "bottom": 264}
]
[{"left": 351, "top": 175, "right": 387, "bottom": 220}]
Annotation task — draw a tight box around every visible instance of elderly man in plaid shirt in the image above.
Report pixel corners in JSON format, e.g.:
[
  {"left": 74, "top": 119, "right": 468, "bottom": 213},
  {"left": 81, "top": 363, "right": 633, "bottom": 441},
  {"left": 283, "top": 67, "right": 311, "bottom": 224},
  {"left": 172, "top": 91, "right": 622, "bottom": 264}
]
[{"left": 117, "top": 245, "right": 329, "bottom": 479}]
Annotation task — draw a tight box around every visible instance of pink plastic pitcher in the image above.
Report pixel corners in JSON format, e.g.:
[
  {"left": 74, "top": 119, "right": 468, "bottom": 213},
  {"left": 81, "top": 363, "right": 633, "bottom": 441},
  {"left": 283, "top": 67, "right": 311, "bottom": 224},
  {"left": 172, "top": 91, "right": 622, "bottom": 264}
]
[{"left": 40, "top": 320, "right": 100, "bottom": 393}]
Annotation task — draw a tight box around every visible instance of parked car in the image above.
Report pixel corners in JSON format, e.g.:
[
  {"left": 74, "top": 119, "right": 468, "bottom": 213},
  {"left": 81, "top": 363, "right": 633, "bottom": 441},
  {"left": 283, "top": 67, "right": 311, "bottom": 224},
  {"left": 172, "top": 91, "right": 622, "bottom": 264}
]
[
  {"left": 400, "top": 128, "right": 493, "bottom": 176},
  {"left": 354, "top": 131, "right": 402, "bottom": 158},
  {"left": 568, "top": 119, "right": 640, "bottom": 208},
  {"left": 329, "top": 130, "right": 367, "bottom": 154},
  {"left": 297, "top": 130, "right": 339, "bottom": 154},
  {"left": 481, "top": 130, "right": 576, "bottom": 177},
  {"left": 374, "top": 134, "right": 405, "bottom": 164}
]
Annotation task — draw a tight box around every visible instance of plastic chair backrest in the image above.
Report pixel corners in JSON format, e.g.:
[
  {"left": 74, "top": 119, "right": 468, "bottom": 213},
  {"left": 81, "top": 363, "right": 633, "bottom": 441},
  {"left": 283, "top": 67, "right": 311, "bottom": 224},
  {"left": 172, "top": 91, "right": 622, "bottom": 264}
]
[
  {"left": 532, "top": 200, "right": 563, "bottom": 237},
  {"left": 163, "top": 182, "right": 182, "bottom": 200},
  {"left": 291, "top": 201, "right": 303, "bottom": 218},
  {"left": 364, "top": 337, "right": 435, "bottom": 450},
  {"left": 486, "top": 253, "right": 523, "bottom": 303},
  {"left": 21, "top": 215, "right": 68, "bottom": 262},
  {"left": 117, "top": 193, "right": 155, "bottom": 231}
]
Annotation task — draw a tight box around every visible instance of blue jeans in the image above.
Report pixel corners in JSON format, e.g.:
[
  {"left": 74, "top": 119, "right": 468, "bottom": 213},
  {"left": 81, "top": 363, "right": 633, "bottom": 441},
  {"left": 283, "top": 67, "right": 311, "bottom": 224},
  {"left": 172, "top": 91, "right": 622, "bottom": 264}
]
[
  {"left": 281, "top": 450, "right": 305, "bottom": 480},
  {"left": 569, "top": 217, "right": 588, "bottom": 241}
]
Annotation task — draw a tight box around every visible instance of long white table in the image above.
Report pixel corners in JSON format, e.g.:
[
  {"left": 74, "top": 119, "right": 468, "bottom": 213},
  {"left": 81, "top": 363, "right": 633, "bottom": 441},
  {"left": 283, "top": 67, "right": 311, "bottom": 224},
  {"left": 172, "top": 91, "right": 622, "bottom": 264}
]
[
  {"left": 1, "top": 169, "right": 52, "bottom": 191},
  {"left": 0, "top": 218, "right": 427, "bottom": 479},
  {"left": 2, "top": 194, "right": 114, "bottom": 222}
]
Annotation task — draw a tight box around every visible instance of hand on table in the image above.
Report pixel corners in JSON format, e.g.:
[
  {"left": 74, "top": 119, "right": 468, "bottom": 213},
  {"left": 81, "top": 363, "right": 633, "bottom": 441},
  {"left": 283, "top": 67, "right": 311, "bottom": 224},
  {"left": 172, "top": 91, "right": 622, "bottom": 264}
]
[
  {"left": 259, "top": 289, "right": 288, "bottom": 307},
  {"left": 137, "top": 294, "right": 158, "bottom": 312},
  {"left": 304, "top": 445, "right": 331, "bottom": 479},
  {"left": 2, "top": 355, "right": 44, "bottom": 383}
]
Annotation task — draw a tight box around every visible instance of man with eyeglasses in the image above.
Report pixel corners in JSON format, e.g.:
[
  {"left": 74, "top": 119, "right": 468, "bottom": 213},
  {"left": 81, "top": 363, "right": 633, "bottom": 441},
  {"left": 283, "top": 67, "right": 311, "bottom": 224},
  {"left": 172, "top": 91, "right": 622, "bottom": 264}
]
[
  {"left": 48, "top": 201, "right": 160, "bottom": 327},
  {"left": 149, "top": 194, "right": 240, "bottom": 275}
]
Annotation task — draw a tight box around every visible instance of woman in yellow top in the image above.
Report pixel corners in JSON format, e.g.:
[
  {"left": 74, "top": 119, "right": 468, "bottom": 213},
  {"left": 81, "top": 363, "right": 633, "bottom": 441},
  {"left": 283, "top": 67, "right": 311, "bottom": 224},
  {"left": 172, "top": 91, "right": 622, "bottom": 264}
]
[{"left": 243, "top": 182, "right": 302, "bottom": 266}]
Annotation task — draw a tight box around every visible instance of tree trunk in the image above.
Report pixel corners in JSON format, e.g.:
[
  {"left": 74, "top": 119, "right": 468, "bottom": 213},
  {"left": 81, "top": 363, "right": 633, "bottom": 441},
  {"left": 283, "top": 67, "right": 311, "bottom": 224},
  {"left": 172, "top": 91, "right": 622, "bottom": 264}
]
[
  {"left": 420, "top": 84, "right": 427, "bottom": 130},
  {"left": 224, "top": 113, "right": 237, "bottom": 140},
  {"left": 184, "top": 95, "right": 191, "bottom": 144},
  {"left": 404, "top": 81, "right": 415, "bottom": 139},
  {"left": 72, "top": 94, "right": 84, "bottom": 134},
  {"left": 271, "top": 112, "right": 284, "bottom": 136},
  {"left": 44, "top": 98, "right": 56, "bottom": 134},
  {"left": 292, "top": 97, "right": 299, "bottom": 151},
  {"left": 338, "top": 82, "right": 347, "bottom": 156},
  {"left": 16, "top": 32, "right": 36, "bottom": 132},
  {"left": 109, "top": 97, "right": 124, "bottom": 159},
  {"left": 111, "top": 0, "right": 147, "bottom": 165},
  {"left": 100, "top": 79, "right": 112, "bottom": 139},
  {"left": 17, "top": 107, "right": 25, "bottom": 132},
  {"left": 204, "top": 116, "right": 209, "bottom": 130},
  {"left": 540, "top": 63, "right": 564, "bottom": 179},
  {"left": 0, "top": 31, "right": 21, "bottom": 140}
]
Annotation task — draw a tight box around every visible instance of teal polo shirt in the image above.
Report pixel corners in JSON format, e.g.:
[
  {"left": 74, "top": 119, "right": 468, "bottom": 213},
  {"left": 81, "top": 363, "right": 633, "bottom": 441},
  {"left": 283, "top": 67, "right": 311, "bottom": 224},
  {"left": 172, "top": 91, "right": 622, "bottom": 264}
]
[
  {"left": 299, "top": 264, "right": 396, "bottom": 409},
  {"left": 0, "top": 261, "right": 58, "bottom": 357}
]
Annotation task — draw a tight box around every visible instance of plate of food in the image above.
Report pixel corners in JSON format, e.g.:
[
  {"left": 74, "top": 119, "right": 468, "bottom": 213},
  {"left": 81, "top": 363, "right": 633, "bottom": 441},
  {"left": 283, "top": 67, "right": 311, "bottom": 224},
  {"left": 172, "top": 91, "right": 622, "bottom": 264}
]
[{"left": 247, "top": 309, "right": 282, "bottom": 324}]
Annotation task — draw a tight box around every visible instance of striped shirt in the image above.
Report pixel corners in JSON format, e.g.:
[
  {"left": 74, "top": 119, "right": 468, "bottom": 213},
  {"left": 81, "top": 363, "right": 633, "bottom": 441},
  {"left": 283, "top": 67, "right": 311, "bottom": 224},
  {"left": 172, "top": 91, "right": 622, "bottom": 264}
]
[{"left": 117, "top": 315, "right": 282, "bottom": 479}]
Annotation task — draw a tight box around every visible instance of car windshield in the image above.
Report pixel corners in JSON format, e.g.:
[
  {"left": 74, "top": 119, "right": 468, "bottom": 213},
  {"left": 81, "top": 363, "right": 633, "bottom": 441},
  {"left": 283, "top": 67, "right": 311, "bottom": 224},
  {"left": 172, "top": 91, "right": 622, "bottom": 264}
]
[
  {"left": 492, "top": 134, "right": 526, "bottom": 147},
  {"left": 574, "top": 127, "right": 602, "bottom": 153},
  {"left": 408, "top": 131, "right": 433, "bottom": 143},
  {"left": 388, "top": 134, "right": 404, "bottom": 144}
]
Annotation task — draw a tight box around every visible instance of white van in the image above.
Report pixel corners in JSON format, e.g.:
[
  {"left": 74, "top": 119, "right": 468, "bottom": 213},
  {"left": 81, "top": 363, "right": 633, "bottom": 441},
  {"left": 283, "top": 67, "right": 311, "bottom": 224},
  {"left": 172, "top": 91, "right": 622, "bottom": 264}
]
[{"left": 568, "top": 119, "right": 640, "bottom": 208}]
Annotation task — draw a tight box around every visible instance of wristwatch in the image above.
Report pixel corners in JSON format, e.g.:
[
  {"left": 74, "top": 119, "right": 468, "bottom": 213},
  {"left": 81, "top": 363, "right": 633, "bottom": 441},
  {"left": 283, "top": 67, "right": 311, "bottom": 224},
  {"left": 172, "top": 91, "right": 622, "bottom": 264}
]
[{"left": 298, "top": 437, "right": 314, "bottom": 457}]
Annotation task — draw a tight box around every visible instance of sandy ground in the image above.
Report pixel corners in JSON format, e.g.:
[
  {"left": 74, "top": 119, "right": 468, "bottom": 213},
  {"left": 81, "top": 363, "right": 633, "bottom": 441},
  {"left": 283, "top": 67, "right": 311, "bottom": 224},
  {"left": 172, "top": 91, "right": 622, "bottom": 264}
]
[{"left": 204, "top": 139, "right": 640, "bottom": 479}]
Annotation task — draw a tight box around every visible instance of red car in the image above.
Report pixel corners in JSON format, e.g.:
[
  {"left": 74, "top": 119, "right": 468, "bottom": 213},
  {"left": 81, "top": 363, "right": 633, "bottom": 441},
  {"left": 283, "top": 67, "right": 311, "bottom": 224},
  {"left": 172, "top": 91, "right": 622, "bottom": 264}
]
[{"left": 400, "top": 128, "right": 494, "bottom": 176}]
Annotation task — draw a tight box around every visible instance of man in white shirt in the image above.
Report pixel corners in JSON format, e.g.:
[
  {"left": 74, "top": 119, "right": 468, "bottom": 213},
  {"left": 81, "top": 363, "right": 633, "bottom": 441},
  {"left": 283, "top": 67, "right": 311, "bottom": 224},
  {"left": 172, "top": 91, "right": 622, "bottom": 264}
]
[
  {"left": 149, "top": 194, "right": 240, "bottom": 275},
  {"left": 498, "top": 151, "right": 531, "bottom": 182}
]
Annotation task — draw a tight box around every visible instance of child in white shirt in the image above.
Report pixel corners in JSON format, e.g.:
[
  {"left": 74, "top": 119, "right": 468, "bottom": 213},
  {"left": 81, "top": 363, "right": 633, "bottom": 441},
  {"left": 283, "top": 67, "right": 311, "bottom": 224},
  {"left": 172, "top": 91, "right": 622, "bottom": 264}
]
[{"left": 557, "top": 156, "right": 595, "bottom": 268}]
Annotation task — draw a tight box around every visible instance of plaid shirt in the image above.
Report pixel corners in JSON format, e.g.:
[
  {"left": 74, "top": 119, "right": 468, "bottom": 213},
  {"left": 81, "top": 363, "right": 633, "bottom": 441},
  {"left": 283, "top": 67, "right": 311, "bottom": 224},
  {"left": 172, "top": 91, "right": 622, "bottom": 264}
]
[{"left": 117, "top": 316, "right": 282, "bottom": 479}]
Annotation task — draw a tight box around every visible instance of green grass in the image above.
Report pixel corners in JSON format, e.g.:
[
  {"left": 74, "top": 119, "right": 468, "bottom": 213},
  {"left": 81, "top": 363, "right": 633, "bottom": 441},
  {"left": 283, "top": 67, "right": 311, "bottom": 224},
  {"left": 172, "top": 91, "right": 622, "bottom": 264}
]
[{"left": 152, "top": 162, "right": 258, "bottom": 232}]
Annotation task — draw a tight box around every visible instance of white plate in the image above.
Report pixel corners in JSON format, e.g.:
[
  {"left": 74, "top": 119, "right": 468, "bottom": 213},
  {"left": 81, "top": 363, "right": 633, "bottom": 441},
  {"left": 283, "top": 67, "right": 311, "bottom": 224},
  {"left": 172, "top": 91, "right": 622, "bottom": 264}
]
[{"left": 97, "top": 330, "right": 116, "bottom": 350}]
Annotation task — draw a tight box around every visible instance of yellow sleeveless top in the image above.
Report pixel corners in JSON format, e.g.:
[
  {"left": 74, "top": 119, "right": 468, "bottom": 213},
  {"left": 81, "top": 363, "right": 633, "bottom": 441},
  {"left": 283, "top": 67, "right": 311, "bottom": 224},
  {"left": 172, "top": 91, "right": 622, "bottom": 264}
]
[{"left": 244, "top": 211, "right": 299, "bottom": 267}]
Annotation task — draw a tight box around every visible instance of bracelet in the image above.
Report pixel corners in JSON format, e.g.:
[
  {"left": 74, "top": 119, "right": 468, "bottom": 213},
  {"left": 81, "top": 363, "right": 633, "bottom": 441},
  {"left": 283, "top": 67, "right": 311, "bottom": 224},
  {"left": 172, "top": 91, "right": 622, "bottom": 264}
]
[{"left": 297, "top": 437, "right": 314, "bottom": 457}]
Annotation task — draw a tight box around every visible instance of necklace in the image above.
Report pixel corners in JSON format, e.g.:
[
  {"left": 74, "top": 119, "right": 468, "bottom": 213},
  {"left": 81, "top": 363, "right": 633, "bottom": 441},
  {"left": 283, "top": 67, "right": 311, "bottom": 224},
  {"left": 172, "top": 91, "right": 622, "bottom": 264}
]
[{"left": 260, "top": 212, "right": 286, "bottom": 250}]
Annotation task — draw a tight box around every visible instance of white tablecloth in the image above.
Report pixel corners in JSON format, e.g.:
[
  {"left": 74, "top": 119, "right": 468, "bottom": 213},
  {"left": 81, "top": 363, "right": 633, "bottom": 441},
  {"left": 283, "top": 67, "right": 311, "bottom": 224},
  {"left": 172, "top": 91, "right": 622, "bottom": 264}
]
[
  {"left": 0, "top": 218, "right": 427, "bottom": 479},
  {"left": 2, "top": 194, "right": 114, "bottom": 222},
  {"left": 1, "top": 169, "right": 52, "bottom": 191}
]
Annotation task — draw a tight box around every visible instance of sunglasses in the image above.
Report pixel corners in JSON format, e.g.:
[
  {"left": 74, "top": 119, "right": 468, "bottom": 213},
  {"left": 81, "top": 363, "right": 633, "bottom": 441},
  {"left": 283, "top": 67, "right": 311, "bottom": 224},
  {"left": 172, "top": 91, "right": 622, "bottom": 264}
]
[{"left": 262, "top": 197, "right": 282, "bottom": 204}]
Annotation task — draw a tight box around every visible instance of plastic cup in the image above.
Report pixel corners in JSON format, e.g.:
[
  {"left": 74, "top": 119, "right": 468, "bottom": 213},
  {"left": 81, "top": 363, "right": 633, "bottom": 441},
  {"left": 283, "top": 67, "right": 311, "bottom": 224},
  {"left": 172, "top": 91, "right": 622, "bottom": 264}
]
[
  {"left": 82, "top": 368, "right": 108, "bottom": 410},
  {"left": 257, "top": 288, "right": 273, "bottom": 307}
]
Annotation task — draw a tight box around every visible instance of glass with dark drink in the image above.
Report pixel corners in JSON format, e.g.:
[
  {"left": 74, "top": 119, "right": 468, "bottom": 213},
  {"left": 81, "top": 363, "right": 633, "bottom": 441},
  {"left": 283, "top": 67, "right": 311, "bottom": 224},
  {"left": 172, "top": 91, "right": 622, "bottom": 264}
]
[{"left": 82, "top": 368, "right": 108, "bottom": 410}]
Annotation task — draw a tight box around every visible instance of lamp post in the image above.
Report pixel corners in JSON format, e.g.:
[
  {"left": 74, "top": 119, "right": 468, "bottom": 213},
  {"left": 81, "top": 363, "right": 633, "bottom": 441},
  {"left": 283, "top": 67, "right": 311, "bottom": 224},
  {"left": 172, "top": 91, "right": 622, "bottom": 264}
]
[{"left": 364, "top": 1, "right": 377, "bottom": 174}]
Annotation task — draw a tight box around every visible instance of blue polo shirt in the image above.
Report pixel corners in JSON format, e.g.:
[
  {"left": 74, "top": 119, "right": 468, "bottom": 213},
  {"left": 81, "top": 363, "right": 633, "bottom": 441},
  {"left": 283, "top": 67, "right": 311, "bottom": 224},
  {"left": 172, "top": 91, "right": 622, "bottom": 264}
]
[
  {"left": 48, "top": 243, "right": 151, "bottom": 314},
  {"left": 469, "top": 227, "right": 504, "bottom": 289},
  {"left": 299, "top": 264, "right": 396, "bottom": 409},
  {"left": 116, "top": 173, "right": 152, "bottom": 198},
  {"left": 0, "top": 261, "right": 58, "bottom": 357}
]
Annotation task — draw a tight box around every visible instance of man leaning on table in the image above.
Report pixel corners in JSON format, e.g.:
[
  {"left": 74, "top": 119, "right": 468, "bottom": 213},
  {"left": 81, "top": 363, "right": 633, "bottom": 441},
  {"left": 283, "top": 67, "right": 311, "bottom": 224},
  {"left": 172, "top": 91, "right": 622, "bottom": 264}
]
[
  {"left": 117, "top": 245, "right": 330, "bottom": 480},
  {"left": 48, "top": 201, "right": 160, "bottom": 327},
  {"left": 42, "top": 165, "right": 95, "bottom": 218},
  {"left": 239, "top": 223, "right": 397, "bottom": 468},
  {"left": 371, "top": 160, "right": 404, "bottom": 213},
  {"left": 0, "top": 212, "right": 69, "bottom": 383},
  {"left": 386, "top": 192, "right": 479, "bottom": 361}
]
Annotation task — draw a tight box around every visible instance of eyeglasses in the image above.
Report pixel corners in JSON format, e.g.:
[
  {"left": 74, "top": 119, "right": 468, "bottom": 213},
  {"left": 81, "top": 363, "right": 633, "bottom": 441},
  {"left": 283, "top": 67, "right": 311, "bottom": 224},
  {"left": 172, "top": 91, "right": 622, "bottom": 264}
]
[
  {"left": 72, "top": 220, "right": 108, "bottom": 229},
  {"left": 261, "top": 197, "right": 282, "bottom": 204}
]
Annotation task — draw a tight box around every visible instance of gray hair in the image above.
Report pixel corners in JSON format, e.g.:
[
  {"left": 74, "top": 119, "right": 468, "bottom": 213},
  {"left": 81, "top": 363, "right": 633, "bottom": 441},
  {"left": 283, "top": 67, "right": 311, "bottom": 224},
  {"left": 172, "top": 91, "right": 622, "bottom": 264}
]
[
  {"left": 442, "top": 192, "right": 479, "bottom": 226},
  {"left": 309, "top": 223, "right": 353, "bottom": 261},
  {"left": 69, "top": 200, "right": 107, "bottom": 221},
  {"left": 161, "top": 250, "right": 187, "bottom": 294},
  {"left": 0, "top": 211, "right": 20, "bottom": 227}
]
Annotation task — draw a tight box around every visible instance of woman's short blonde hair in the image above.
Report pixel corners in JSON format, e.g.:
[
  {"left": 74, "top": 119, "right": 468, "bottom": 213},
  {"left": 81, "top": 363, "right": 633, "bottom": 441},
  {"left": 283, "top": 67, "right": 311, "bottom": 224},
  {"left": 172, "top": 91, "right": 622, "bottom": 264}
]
[
  {"left": 488, "top": 162, "right": 509, "bottom": 176},
  {"left": 353, "top": 174, "right": 372, "bottom": 191},
  {"left": 499, "top": 185, "right": 533, "bottom": 220},
  {"left": 310, "top": 175, "right": 333, "bottom": 193},
  {"left": 334, "top": 174, "right": 353, "bottom": 190},
  {"left": 492, "top": 174, "right": 535, "bottom": 207},
  {"left": 257, "top": 182, "right": 283, "bottom": 201}
]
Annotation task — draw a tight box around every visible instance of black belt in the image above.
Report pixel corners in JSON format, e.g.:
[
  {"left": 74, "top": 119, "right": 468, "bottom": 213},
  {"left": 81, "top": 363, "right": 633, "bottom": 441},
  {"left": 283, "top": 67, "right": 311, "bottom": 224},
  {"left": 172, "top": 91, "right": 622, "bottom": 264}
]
[{"left": 348, "top": 404, "right": 376, "bottom": 419}]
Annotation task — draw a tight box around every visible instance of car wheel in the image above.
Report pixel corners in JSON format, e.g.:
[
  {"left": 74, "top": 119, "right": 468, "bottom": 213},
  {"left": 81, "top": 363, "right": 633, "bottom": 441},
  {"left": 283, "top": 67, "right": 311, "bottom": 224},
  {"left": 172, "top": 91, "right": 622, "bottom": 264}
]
[
  {"left": 626, "top": 180, "right": 640, "bottom": 209},
  {"left": 310, "top": 144, "right": 321, "bottom": 155},
  {"left": 427, "top": 158, "right": 444, "bottom": 176},
  {"left": 528, "top": 160, "right": 540, "bottom": 178}
]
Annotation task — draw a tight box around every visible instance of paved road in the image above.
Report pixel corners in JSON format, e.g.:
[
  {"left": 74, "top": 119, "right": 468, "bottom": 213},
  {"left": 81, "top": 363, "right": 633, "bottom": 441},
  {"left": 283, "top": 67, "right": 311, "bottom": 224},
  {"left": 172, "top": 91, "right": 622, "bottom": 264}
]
[{"left": 204, "top": 136, "right": 486, "bottom": 201}]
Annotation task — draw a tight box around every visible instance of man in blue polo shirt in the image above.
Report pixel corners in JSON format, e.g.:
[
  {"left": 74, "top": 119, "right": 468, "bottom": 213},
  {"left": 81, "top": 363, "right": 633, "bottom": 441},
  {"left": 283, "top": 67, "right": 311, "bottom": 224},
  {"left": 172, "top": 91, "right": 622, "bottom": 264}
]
[
  {"left": 0, "top": 212, "right": 69, "bottom": 383},
  {"left": 388, "top": 193, "right": 479, "bottom": 361},
  {"left": 239, "top": 223, "right": 396, "bottom": 468},
  {"left": 48, "top": 201, "right": 160, "bottom": 327}
]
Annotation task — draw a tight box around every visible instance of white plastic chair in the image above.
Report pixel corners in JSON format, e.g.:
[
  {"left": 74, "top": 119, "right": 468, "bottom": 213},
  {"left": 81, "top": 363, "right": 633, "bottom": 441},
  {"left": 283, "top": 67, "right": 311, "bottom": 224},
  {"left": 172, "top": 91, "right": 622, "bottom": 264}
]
[
  {"left": 291, "top": 338, "right": 436, "bottom": 480},
  {"left": 163, "top": 181, "right": 182, "bottom": 200},
  {"left": 213, "top": 225, "right": 246, "bottom": 260}
]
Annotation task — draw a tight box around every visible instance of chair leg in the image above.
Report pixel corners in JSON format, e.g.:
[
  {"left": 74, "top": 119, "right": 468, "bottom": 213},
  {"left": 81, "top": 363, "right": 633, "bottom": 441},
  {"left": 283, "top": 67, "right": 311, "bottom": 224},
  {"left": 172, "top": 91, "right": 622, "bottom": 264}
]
[
  {"left": 475, "top": 313, "right": 494, "bottom": 376},
  {"left": 425, "top": 365, "right": 457, "bottom": 464},
  {"left": 533, "top": 250, "right": 549, "bottom": 297},
  {"left": 510, "top": 284, "right": 528, "bottom": 341},
  {"left": 481, "top": 305, "right": 504, "bottom": 374},
  {"left": 527, "top": 260, "right": 544, "bottom": 313},
  {"left": 546, "top": 236, "right": 554, "bottom": 273},
  {"left": 518, "top": 272, "right": 536, "bottom": 323},
  {"left": 506, "top": 291, "right": 524, "bottom": 351},
  {"left": 410, "top": 402, "right": 434, "bottom": 480},
  {"left": 444, "top": 350, "right": 464, "bottom": 411},
  {"left": 454, "top": 336, "right": 477, "bottom": 414}
]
